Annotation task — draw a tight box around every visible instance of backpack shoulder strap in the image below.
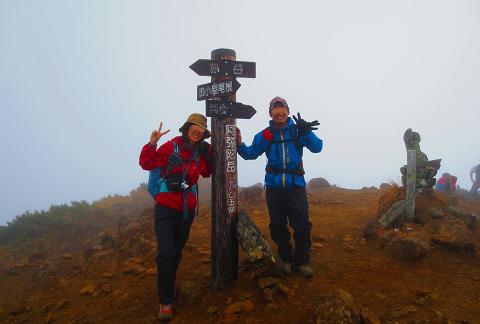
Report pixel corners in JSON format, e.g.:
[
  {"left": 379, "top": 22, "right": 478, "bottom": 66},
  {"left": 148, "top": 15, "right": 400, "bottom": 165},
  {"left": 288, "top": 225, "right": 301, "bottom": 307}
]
[
  {"left": 263, "top": 127, "right": 274, "bottom": 156},
  {"left": 165, "top": 141, "right": 183, "bottom": 178},
  {"left": 289, "top": 126, "right": 303, "bottom": 156}
]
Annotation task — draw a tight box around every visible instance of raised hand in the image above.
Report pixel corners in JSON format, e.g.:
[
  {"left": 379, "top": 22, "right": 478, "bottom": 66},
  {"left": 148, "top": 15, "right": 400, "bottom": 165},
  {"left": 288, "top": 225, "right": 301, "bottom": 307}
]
[
  {"left": 150, "top": 122, "right": 171, "bottom": 145},
  {"left": 293, "top": 112, "right": 319, "bottom": 134},
  {"left": 236, "top": 127, "right": 242, "bottom": 144}
]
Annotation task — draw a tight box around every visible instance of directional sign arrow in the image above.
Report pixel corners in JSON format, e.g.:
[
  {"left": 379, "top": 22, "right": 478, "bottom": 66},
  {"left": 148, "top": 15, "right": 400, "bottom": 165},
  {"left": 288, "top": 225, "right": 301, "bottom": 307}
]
[
  {"left": 206, "top": 101, "right": 256, "bottom": 119},
  {"left": 197, "top": 80, "right": 241, "bottom": 101},
  {"left": 190, "top": 59, "right": 256, "bottom": 78}
]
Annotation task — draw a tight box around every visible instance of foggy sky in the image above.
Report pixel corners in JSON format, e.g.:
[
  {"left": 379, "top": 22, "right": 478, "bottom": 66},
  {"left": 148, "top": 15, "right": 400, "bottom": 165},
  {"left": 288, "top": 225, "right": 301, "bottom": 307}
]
[{"left": 1, "top": 0, "right": 479, "bottom": 225}]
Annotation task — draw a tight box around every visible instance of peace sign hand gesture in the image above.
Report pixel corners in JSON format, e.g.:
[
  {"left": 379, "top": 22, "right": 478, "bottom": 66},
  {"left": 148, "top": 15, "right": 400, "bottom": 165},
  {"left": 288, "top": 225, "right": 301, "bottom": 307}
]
[{"left": 149, "top": 122, "right": 171, "bottom": 145}]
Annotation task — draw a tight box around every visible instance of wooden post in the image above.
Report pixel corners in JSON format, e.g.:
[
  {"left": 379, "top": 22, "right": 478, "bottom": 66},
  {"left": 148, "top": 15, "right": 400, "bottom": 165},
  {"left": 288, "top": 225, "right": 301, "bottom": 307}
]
[
  {"left": 210, "top": 48, "right": 239, "bottom": 289},
  {"left": 405, "top": 149, "right": 416, "bottom": 222}
]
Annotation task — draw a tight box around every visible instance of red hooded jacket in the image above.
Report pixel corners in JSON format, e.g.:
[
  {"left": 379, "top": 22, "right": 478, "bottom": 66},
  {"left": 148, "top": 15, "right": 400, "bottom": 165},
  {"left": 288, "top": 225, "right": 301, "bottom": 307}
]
[{"left": 139, "top": 136, "right": 211, "bottom": 211}]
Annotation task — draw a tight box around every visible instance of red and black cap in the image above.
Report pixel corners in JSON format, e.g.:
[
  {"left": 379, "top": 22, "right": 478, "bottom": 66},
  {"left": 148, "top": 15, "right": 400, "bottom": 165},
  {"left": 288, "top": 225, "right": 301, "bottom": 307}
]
[{"left": 269, "top": 96, "right": 289, "bottom": 113}]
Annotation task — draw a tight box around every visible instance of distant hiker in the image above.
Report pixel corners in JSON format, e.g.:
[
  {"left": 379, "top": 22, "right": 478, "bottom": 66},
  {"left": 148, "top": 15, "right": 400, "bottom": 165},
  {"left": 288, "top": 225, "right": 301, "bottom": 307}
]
[
  {"left": 236, "top": 96, "right": 323, "bottom": 278},
  {"left": 139, "top": 113, "right": 212, "bottom": 321},
  {"left": 435, "top": 172, "right": 457, "bottom": 195},
  {"left": 470, "top": 162, "right": 480, "bottom": 197}
]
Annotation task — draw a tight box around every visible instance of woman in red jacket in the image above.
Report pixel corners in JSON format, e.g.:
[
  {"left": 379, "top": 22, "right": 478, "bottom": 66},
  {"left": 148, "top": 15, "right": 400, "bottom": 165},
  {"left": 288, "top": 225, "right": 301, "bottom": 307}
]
[{"left": 139, "top": 113, "right": 211, "bottom": 321}]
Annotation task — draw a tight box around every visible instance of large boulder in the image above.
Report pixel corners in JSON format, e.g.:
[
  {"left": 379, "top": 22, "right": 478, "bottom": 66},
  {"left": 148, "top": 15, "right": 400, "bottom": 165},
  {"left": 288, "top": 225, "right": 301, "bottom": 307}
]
[
  {"left": 388, "top": 236, "right": 430, "bottom": 259},
  {"left": 314, "top": 289, "right": 361, "bottom": 323},
  {"left": 431, "top": 218, "right": 477, "bottom": 252},
  {"left": 308, "top": 177, "right": 331, "bottom": 190},
  {"left": 239, "top": 184, "right": 264, "bottom": 205},
  {"left": 377, "top": 200, "right": 406, "bottom": 228}
]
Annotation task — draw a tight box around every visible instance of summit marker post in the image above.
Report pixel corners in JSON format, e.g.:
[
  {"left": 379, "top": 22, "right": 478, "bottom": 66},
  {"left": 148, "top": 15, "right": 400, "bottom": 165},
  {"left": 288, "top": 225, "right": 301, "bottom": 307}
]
[{"left": 190, "top": 49, "right": 256, "bottom": 289}]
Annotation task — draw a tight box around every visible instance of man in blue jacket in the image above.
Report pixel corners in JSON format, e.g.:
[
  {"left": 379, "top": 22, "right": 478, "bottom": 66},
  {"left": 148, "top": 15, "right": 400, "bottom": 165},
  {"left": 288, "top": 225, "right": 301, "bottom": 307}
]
[{"left": 236, "top": 96, "right": 323, "bottom": 277}]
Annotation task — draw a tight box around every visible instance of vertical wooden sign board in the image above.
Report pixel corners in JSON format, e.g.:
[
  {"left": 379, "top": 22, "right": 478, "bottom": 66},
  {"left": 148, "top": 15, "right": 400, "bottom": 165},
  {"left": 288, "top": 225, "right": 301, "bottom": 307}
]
[
  {"left": 210, "top": 48, "right": 239, "bottom": 289},
  {"left": 190, "top": 49, "right": 256, "bottom": 290}
]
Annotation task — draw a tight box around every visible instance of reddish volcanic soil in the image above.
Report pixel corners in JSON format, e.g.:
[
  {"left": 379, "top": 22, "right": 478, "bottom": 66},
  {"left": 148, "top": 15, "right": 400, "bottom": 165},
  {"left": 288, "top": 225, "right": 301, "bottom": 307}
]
[{"left": 1, "top": 186, "right": 480, "bottom": 323}]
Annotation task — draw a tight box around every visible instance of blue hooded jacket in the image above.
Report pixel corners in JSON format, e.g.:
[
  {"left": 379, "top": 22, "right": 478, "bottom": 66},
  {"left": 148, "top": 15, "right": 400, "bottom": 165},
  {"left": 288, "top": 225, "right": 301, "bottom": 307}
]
[{"left": 237, "top": 118, "right": 323, "bottom": 188}]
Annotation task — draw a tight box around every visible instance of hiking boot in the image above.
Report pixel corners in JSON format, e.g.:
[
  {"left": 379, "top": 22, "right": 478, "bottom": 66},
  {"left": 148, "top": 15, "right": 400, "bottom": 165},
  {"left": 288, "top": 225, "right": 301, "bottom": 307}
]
[
  {"left": 298, "top": 264, "right": 314, "bottom": 278},
  {"left": 158, "top": 303, "right": 174, "bottom": 322},
  {"left": 282, "top": 262, "right": 292, "bottom": 275}
]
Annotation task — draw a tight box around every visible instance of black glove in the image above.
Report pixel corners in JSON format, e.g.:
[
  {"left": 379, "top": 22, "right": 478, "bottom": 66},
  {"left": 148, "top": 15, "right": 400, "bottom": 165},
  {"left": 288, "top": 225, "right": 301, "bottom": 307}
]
[{"left": 292, "top": 112, "right": 320, "bottom": 135}]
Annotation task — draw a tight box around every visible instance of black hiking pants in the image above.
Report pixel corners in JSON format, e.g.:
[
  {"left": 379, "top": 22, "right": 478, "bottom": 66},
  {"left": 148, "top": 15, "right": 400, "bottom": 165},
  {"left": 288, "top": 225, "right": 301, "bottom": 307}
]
[
  {"left": 154, "top": 204, "right": 195, "bottom": 305},
  {"left": 266, "top": 186, "right": 312, "bottom": 266}
]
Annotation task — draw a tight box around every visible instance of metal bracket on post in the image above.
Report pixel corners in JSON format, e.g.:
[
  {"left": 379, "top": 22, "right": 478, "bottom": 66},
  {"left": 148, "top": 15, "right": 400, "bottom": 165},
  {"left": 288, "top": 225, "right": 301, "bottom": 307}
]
[{"left": 405, "top": 149, "right": 416, "bottom": 222}]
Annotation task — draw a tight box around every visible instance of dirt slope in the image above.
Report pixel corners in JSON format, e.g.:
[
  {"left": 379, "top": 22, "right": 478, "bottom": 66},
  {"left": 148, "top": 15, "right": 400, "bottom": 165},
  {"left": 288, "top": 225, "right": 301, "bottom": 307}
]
[{"left": 1, "top": 186, "right": 479, "bottom": 323}]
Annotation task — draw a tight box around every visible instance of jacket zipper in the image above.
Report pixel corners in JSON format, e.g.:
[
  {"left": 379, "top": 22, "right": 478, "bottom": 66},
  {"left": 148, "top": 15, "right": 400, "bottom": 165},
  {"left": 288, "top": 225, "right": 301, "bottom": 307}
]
[{"left": 280, "top": 130, "right": 286, "bottom": 188}]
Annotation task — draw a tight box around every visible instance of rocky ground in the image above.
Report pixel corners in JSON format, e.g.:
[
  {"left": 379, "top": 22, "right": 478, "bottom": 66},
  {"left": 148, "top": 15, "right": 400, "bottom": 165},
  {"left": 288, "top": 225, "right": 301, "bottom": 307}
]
[{"left": 1, "top": 183, "right": 480, "bottom": 323}]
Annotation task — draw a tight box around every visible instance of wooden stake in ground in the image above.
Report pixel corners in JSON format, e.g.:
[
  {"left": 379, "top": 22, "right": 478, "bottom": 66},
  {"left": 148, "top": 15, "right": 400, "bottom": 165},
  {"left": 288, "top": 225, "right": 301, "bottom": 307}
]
[
  {"left": 406, "top": 149, "right": 416, "bottom": 222},
  {"left": 190, "top": 49, "right": 256, "bottom": 289},
  {"left": 210, "top": 48, "right": 239, "bottom": 289}
]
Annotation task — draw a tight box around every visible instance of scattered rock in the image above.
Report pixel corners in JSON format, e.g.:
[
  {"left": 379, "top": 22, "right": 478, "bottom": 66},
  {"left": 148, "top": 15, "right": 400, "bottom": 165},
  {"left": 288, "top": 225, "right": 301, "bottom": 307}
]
[
  {"left": 363, "top": 221, "right": 381, "bottom": 240},
  {"left": 8, "top": 303, "right": 26, "bottom": 316},
  {"left": 388, "top": 235, "right": 430, "bottom": 259},
  {"left": 239, "top": 185, "right": 264, "bottom": 204},
  {"left": 178, "top": 281, "right": 202, "bottom": 306},
  {"left": 58, "top": 277, "right": 69, "bottom": 287},
  {"left": 55, "top": 299, "right": 68, "bottom": 310},
  {"left": 102, "top": 272, "right": 114, "bottom": 278},
  {"left": 123, "top": 263, "right": 145, "bottom": 275},
  {"left": 414, "top": 296, "right": 426, "bottom": 305},
  {"left": 342, "top": 235, "right": 354, "bottom": 242},
  {"left": 267, "top": 302, "right": 278, "bottom": 309},
  {"left": 433, "top": 310, "right": 443, "bottom": 317},
  {"left": 61, "top": 253, "right": 73, "bottom": 259},
  {"left": 312, "top": 242, "right": 324, "bottom": 248},
  {"left": 98, "top": 232, "right": 116, "bottom": 249},
  {"left": 430, "top": 208, "right": 444, "bottom": 219},
  {"left": 379, "top": 183, "right": 393, "bottom": 190},
  {"left": 101, "top": 284, "right": 112, "bottom": 293},
  {"left": 314, "top": 289, "right": 361, "bottom": 324},
  {"left": 344, "top": 244, "right": 356, "bottom": 252},
  {"left": 360, "top": 307, "right": 381, "bottom": 324},
  {"left": 80, "top": 284, "right": 96, "bottom": 295},
  {"left": 206, "top": 305, "right": 218, "bottom": 314},
  {"left": 275, "top": 283, "right": 292, "bottom": 298},
  {"left": 374, "top": 293, "right": 387, "bottom": 300},
  {"left": 465, "top": 213, "right": 479, "bottom": 229},
  {"left": 223, "top": 300, "right": 255, "bottom": 314},
  {"left": 431, "top": 219, "right": 477, "bottom": 251},
  {"left": 257, "top": 277, "right": 278, "bottom": 290},
  {"left": 448, "top": 206, "right": 465, "bottom": 219},
  {"left": 262, "top": 287, "right": 275, "bottom": 303},
  {"left": 390, "top": 305, "right": 417, "bottom": 318},
  {"left": 145, "top": 267, "right": 157, "bottom": 276},
  {"left": 378, "top": 200, "right": 406, "bottom": 228}
]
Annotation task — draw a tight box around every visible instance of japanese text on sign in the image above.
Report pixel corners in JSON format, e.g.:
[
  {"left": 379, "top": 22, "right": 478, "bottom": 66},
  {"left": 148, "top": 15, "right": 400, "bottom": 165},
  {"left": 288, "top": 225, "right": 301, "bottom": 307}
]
[
  {"left": 198, "top": 80, "right": 233, "bottom": 100},
  {"left": 225, "top": 124, "right": 237, "bottom": 214}
]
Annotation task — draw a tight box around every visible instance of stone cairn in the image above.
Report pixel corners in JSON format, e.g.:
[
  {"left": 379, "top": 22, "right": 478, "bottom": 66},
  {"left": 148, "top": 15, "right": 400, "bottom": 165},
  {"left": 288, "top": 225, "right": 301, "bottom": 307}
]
[
  {"left": 400, "top": 128, "right": 441, "bottom": 190},
  {"left": 377, "top": 128, "right": 441, "bottom": 229}
]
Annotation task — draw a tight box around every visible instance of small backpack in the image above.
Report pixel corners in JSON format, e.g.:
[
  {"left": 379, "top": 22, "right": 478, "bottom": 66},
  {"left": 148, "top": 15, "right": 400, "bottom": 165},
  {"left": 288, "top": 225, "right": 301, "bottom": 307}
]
[
  {"left": 147, "top": 141, "right": 199, "bottom": 218},
  {"left": 264, "top": 126, "right": 305, "bottom": 176}
]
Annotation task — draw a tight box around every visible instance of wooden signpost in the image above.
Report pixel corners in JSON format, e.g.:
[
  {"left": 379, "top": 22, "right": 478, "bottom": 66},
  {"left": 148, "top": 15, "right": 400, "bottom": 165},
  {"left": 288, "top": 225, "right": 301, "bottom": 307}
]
[
  {"left": 206, "top": 101, "right": 256, "bottom": 119},
  {"left": 190, "top": 49, "right": 256, "bottom": 289},
  {"left": 197, "top": 80, "right": 241, "bottom": 101}
]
